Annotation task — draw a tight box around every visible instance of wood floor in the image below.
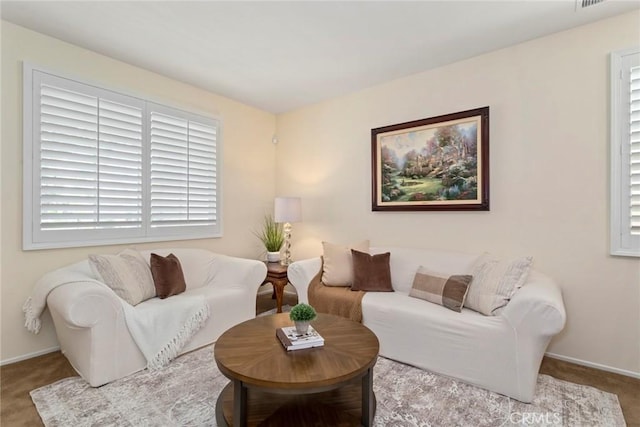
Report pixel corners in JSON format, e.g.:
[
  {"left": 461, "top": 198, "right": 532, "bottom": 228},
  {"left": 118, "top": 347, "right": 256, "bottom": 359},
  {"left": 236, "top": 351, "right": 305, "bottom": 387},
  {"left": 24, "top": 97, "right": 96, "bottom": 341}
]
[{"left": 2, "top": 290, "right": 639, "bottom": 426}]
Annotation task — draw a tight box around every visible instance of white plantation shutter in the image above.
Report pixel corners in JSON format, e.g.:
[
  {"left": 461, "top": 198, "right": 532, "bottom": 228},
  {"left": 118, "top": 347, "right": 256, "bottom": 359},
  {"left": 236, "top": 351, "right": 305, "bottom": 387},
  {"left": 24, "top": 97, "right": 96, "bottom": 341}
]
[
  {"left": 630, "top": 65, "right": 640, "bottom": 235},
  {"left": 611, "top": 48, "right": 640, "bottom": 256},
  {"left": 97, "top": 99, "right": 143, "bottom": 229},
  {"left": 188, "top": 122, "right": 218, "bottom": 223},
  {"left": 29, "top": 71, "right": 144, "bottom": 246},
  {"left": 39, "top": 92, "right": 143, "bottom": 231},
  {"left": 149, "top": 107, "right": 218, "bottom": 232},
  {"left": 39, "top": 84, "right": 99, "bottom": 230},
  {"left": 150, "top": 112, "right": 188, "bottom": 227},
  {"left": 24, "top": 65, "right": 222, "bottom": 250}
]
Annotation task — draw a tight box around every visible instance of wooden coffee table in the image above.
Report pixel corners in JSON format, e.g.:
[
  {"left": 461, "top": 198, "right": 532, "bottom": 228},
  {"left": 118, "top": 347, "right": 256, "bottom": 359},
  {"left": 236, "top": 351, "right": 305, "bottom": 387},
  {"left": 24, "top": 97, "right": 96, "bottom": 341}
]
[{"left": 214, "top": 313, "right": 380, "bottom": 426}]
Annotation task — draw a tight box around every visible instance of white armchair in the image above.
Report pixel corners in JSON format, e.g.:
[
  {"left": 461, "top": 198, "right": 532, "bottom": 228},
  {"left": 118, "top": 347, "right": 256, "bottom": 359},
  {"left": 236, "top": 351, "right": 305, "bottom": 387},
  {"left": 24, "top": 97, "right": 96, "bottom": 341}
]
[{"left": 43, "top": 248, "right": 266, "bottom": 387}]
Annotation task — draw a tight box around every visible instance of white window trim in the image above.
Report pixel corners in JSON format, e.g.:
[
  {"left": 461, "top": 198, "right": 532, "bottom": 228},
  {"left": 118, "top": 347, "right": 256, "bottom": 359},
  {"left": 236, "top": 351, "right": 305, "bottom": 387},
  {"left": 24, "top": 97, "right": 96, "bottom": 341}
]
[
  {"left": 23, "top": 63, "right": 223, "bottom": 250},
  {"left": 610, "top": 47, "right": 640, "bottom": 257}
]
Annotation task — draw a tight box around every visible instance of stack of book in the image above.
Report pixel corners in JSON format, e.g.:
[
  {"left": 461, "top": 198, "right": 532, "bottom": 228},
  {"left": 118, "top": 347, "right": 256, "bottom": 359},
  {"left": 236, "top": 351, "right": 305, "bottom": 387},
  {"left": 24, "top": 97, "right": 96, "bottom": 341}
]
[{"left": 276, "top": 326, "right": 325, "bottom": 351}]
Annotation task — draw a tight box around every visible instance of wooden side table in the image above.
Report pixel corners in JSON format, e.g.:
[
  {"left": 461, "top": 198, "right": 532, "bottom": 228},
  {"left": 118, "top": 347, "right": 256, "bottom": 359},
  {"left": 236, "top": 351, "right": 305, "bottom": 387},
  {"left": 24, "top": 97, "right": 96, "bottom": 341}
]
[{"left": 262, "top": 262, "right": 289, "bottom": 313}]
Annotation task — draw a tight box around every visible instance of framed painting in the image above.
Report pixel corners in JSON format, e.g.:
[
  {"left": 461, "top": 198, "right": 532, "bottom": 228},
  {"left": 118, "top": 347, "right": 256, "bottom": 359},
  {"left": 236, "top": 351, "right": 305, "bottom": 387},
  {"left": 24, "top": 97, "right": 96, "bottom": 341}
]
[{"left": 371, "top": 107, "right": 490, "bottom": 211}]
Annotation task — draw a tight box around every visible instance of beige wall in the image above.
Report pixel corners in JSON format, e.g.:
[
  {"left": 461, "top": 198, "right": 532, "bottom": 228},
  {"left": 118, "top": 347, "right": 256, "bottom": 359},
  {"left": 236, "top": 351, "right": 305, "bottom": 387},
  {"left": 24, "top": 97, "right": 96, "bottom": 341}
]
[
  {"left": 1, "top": 22, "right": 277, "bottom": 363},
  {"left": 276, "top": 11, "right": 640, "bottom": 375}
]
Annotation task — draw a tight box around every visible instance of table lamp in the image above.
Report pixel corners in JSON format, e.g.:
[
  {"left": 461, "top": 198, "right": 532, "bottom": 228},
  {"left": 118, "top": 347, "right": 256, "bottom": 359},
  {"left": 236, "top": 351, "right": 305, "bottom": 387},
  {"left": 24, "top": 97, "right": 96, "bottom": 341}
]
[{"left": 274, "top": 197, "right": 302, "bottom": 265}]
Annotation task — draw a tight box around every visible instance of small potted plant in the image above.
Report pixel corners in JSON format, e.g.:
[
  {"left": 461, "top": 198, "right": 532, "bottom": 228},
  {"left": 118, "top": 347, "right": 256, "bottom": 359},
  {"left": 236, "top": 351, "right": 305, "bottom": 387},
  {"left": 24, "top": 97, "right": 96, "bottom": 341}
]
[
  {"left": 289, "top": 303, "right": 317, "bottom": 334},
  {"left": 255, "top": 215, "right": 284, "bottom": 262}
]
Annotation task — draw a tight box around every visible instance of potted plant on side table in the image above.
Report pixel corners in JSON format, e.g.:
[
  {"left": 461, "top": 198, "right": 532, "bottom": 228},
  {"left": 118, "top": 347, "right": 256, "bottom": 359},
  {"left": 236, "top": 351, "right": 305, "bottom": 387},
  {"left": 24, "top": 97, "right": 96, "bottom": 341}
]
[
  {"left": 255, "top": 215, "right": 284, "bottom": 263},
  {"left": 289, "top": 303, "right": 317, "bottom": 335}
]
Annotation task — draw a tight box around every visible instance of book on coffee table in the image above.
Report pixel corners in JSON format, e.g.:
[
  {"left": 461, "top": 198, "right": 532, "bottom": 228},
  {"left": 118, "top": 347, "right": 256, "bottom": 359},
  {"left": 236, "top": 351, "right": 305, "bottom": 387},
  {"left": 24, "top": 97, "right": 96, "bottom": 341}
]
[{"left": 276, "top": 326, "right": 324, "bottom": 351}]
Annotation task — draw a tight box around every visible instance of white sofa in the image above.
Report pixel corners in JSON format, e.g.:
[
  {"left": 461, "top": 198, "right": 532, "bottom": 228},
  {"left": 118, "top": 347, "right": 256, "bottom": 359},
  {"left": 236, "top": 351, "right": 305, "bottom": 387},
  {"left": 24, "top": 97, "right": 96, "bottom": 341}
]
[
  {"left": 288, "top": 247, "right": 566, "bottom": 403},
  {"left": 43, "top": 248, "right": 266, "bottom": 387}
]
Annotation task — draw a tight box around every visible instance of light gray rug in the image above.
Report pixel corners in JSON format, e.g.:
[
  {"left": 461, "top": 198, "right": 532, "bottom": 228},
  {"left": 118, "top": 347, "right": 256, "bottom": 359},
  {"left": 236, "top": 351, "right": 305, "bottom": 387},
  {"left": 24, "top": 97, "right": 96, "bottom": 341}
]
[
  {"left": 31, "top": 345, "right": 624, "bottom": 427},
  {"left": 258, "top": 305, "right": 292, "bottom": 316}
]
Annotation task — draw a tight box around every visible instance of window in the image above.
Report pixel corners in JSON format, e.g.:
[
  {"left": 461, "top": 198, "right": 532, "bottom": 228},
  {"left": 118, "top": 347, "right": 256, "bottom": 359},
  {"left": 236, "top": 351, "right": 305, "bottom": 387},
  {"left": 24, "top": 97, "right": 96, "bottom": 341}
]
[
  {"left": 611, "top": 48, "right": 640, "bottom": 257},
  {"left": 23, "top": 64, "right": 222, "bottom": 250}
]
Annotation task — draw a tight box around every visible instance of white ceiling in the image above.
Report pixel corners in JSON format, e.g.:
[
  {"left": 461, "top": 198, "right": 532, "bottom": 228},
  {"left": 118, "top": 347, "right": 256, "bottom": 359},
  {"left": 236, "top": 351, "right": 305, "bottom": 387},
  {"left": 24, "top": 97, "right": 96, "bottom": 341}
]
[{"left": 2, "top": 1, "right": 639, "bottom": 113}]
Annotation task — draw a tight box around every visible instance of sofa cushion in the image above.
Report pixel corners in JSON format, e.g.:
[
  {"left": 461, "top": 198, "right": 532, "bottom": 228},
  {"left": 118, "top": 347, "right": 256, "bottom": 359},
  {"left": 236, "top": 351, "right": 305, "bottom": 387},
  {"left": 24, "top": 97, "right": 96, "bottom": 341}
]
[
  {"left": 465, "top": 254, "right": 533, "bottom": 315},
  {"left": 140, "top": 248, "right": 214, "bottom": 290},
  {"left": 409, "top": 266, "right": 471, "bottom": 312},
  {"left": 321, "top": 240, "right": 369, "bottom": 286},
  {"left": 351, "top": 250, "right": 393, "bottom": 292},
  {"left": 370, "top": 247, "right": 477, "bottom": 294},
  {"left": 88, "top": 249, "right": 156, "bottom": 306},
  {"left": 150, "top": 253, "right": 187, "bottom": 299}
]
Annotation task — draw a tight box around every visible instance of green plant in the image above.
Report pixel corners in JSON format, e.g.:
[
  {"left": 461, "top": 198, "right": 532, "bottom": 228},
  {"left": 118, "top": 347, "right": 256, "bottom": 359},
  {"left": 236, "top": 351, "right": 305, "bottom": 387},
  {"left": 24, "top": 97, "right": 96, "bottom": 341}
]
[
  {"left": 255, "top": 215, "right": 284, "bottom": 252},
  {"left": 289, "top": 303, "right": 317, "bottom": 322}
]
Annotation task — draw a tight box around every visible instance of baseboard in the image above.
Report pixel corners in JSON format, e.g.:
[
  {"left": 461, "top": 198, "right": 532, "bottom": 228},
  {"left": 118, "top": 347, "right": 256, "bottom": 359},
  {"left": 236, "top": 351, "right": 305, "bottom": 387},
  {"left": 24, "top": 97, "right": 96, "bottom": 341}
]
[
  {"left": 545, "top": 352, "right": 640, "bottom": 379},
  {"left": 1, "top": 345, "right": 61, "bottom": 366}
]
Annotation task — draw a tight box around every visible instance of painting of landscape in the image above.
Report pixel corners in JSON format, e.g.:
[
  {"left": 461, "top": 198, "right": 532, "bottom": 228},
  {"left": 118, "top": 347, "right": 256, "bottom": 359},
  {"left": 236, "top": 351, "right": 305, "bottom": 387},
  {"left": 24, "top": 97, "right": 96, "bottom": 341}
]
[{"left": 372, "top": 108, "right": 489, "bottom": 211}]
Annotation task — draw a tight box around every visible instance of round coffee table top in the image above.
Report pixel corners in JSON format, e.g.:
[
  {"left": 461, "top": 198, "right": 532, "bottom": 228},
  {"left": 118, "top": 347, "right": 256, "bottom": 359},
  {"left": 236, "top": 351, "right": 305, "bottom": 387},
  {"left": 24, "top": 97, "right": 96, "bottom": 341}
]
[{"left": 214, "top": 313, "right": 379, "bottom": 391}]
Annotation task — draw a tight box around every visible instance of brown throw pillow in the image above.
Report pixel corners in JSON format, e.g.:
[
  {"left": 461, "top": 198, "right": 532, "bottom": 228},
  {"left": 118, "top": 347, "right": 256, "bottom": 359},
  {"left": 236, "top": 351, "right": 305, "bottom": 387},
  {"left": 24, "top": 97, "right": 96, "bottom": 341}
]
[
  {"left": 409, "top": 266, "right": 472, "bottom": 312},
  {"left": 150, "top": 253, "right": 187, "bottom": 299},
  {"left": 350, "top": 250, "right": 393, "bottom": 292}
]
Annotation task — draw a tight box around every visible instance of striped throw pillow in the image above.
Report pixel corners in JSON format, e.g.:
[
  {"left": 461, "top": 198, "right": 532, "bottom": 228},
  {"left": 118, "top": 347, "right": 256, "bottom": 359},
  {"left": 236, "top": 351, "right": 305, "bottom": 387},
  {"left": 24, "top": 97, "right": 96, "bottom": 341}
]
[{"left": 409, "top": 266, "right": 472, "bottom": 312}]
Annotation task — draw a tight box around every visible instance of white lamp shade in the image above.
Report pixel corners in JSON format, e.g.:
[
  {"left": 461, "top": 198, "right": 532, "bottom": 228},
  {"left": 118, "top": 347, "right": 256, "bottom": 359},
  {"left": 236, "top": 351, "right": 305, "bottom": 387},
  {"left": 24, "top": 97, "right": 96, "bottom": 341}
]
[{"left": 274, "top": 197, "right": 302, "bottom": 223}]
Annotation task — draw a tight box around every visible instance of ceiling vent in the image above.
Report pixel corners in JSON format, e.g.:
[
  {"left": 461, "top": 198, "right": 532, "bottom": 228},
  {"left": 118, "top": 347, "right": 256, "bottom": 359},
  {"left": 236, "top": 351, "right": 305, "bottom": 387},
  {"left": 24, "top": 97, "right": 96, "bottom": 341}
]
[{"left": 576, "top": 0, "right": 606, "bottom": 9}]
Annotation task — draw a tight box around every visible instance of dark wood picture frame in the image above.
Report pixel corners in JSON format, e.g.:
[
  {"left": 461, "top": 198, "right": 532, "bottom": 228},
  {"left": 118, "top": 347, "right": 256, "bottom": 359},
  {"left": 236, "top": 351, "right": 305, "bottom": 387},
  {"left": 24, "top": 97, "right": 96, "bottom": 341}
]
[{"left": 371, "top": 107, "right": 490, "bottom": 211}]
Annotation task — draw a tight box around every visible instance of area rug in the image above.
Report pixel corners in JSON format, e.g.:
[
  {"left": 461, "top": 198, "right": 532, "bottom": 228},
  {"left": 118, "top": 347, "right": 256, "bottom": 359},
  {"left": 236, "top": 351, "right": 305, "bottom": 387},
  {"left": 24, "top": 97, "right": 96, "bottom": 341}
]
[
  {"left": 31, "top": 345, "right": 624, "bottom": 427},
  {"left": 258, "top": 304, "right": 292, "bottom": 316}
]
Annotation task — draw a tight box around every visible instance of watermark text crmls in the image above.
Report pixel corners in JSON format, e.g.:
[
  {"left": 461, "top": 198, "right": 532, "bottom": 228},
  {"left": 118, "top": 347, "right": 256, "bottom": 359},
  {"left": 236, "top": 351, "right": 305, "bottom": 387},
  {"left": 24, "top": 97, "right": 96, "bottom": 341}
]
[{"left": 509, "top": 412, "right": 562, "bottom": 425}]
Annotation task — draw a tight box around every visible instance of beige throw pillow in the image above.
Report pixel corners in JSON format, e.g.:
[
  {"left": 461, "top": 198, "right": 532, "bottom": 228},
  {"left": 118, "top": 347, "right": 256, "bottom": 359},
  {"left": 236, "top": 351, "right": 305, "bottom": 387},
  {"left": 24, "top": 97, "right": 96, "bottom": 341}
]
[
  {"left": 409, "top": 266, "right": 472, "bottom": 312},
  {"left": 321, "top": 240, "right": 369, "bottom": 286},
  {"left": 89, "top": 249, "right": 156, "bottom": 306},
  {"left": 464, "top": 253, "right": 533, "bottom": 316}
]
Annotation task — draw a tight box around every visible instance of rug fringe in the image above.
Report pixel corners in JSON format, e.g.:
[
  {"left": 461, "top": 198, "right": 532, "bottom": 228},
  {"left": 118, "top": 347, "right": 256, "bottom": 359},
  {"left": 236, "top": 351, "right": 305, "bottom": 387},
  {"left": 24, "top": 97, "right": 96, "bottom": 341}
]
[{"left": 147, "top": 303, "right": 210, "bottom": 370}]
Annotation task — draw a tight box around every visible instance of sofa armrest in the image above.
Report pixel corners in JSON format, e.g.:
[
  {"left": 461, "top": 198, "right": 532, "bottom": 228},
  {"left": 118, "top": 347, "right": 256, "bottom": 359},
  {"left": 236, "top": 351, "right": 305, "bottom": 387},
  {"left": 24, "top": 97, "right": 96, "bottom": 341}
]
[
  {"left": 287, "top": 257, "right": 322, "bottom": 304},
  {"left": 46, "top": 280, "right": 145, "bottom": 387},
  {"left": 207, "top": 256, "right": 267, "bottom": 295},
  {"left": 47, "top": 280, "right": 125, "bottom": 329},
  {"left": 501, "top": 270, "right": 566, "bottom": 337}
]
